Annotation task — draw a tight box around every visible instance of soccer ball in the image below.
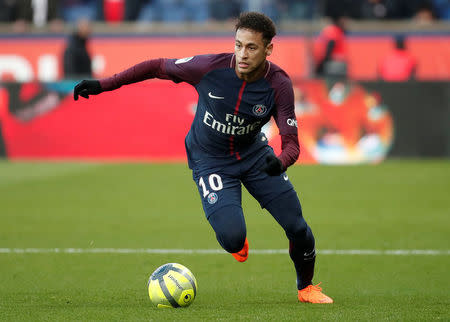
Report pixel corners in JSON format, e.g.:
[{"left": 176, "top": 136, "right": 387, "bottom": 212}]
[{"left": 147, "top": 263, "right": 197, "bottom": 308}]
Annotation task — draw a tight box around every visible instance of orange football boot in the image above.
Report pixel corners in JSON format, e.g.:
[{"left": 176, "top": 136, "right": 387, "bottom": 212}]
[
  {"left": 298, "top": 283, "right": 333, "bottom": 304},
  {"left": 231, "top": 238, "right": 249, "bottom": 262}
]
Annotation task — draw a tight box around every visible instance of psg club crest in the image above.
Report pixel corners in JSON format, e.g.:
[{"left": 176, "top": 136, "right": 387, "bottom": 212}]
[
  {"left": 252, "top": 104, "right": 267, "bottom": 116},
  {"left": 207, "top": 192, "right": 218, "bottom": 204}
]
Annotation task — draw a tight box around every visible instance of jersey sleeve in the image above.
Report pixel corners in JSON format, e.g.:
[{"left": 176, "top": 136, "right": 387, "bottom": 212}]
[
  {"left": 99, "top": 58, "right": 170, "bottom": 91},
  {"left": 272, "top": 76, "right": 300, "bottom": 168},
  {"left": 99, "top": 54, "right": 220, "bottom": 91},
  {"left": 163, "top": 54, "right": 218, "bottom": 86}
]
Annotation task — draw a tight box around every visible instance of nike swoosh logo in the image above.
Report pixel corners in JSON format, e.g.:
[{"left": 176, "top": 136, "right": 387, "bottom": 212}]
[
  {"left": 283, "top": 174, "right": 289, "bottom": 181},
  {"left": 208, "top": 92, "right": 224, "bottom": 99}
]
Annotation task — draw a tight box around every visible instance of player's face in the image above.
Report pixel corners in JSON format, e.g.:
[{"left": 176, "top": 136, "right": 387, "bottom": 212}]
[{"left": 234, "top": 28, "right": 273, "bottom": 82}]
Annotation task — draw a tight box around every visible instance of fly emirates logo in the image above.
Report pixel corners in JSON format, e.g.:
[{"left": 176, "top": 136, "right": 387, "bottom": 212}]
[{"left": 203, "top": 111, "right": 261, "bottom": 135}]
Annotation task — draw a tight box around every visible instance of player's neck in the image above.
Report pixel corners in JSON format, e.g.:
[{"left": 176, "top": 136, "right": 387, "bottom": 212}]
[{"left": 236, "top": 61, "right": 268, "bottom": 83}]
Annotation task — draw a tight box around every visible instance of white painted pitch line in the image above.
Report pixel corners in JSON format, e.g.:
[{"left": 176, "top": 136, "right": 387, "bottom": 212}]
[{"left": 0, "top": 248, "right": 448, "bottom": 255}]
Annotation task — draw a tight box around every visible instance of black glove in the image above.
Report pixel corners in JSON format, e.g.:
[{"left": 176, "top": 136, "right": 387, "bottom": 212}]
[
  {"left": 74, "top": 80, "right": 103, "bottom": 101},
  {"left": 260, "top": 155, "right": 285, "bottom": 176}
]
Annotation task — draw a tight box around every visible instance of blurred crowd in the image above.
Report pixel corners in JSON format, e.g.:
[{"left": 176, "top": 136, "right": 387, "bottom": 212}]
[{"left": 0, "top": 0, "right": 449, "bottom": 32}]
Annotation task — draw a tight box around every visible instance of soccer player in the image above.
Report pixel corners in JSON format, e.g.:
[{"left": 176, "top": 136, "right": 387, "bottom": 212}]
[{"left": 73, "top": 12, "right": 333, "bottom": 304}]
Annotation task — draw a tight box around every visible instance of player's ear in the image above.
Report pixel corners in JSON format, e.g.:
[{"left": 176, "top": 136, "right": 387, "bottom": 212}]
[{"left": 266, "top": 43, "right": 273, "bottom": 57}]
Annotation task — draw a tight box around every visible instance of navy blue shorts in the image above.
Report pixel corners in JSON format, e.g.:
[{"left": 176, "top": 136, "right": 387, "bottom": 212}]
[{"left": 191, "top": 146, "right": 294, "bottom": 219}]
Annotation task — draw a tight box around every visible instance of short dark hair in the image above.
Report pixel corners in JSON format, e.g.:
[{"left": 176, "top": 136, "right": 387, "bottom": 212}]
[{"left": 235, "top": 12, "right": 276, "bottom": 46}]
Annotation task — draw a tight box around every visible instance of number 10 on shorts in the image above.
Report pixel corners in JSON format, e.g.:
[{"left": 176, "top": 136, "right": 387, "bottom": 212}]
[{"left": 199, "top": 174, "right": 223, "bottom": 204}]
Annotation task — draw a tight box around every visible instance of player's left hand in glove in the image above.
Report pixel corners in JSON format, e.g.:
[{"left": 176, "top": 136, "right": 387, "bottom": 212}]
[
  {"left": 260, "top": 154, "right": 285, "bottom": 176},
  {"left": 74, "top": 80, "right": 103, "bottom": 101}
]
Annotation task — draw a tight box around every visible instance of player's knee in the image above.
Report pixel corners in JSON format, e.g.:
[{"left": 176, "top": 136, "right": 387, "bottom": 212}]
[
  {"left": 208, "top": 205, "right": 246, "bottom": 253},
  {"left": 285, "top": 218, "right": 309, "bottom": 241},
  {"left": 216, "top": 228, "right": 246, "bottom": 253}
]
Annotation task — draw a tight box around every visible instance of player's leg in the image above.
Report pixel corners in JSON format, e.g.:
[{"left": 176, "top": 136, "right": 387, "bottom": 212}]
[
  {"left": 242, "top": 151, "right": 332, "bottom": 303},
  {"left": 264, "top": 190, "right": 316, "bottom": 290},
  {"left": 207, "top": 205, "right": 248, "bottom": 261},
  {"left": 244, "top": 175, "right": 316, "bottom": 289},
  {"left": 247, "top": 180, "right": 332, "bottom": 303},
  {"left": 191, "top": 166, "right": 248, "bottom": 261}
]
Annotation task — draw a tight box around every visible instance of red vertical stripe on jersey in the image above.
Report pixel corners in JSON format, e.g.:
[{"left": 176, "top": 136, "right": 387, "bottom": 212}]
[
  {"left": 234, "top": 81, "right": 246, "bottom": 115},
  {"left": 229, "top": 136, "right": 234, "bottom": 156},
  {"left": 229, "top": 81, "right": 246, "bottom": 158}
]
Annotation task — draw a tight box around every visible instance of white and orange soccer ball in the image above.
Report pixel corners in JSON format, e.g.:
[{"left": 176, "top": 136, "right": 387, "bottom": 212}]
[{"left": 147, "top": 263, "right": 197, "bottom": 308}]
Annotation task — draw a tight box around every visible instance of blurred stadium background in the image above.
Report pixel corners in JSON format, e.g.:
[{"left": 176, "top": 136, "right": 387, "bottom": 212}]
[
  {"left": 0, "top": 0, "right": 449, "bottom": 162},
  {"left": 0, "top": 0, "right": 449, "bottom": 320}
]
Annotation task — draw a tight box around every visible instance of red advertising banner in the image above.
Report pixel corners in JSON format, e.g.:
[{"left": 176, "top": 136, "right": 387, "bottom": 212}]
[
  {"left": 0, "top": 36, "right": 449, "bottom": 82},
  {"left": 0, "top": 80, "right": 196, "bottom": 161},
  {"left": 0, "top": 79, "right": 393, "bottom": 164},
  {"left": 269, "top": 80, "right": 393, "bottom": 164}
]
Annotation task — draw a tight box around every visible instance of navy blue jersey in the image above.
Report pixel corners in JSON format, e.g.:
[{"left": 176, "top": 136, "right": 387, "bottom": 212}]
[
  {"left": 163, "top": 53, "right": 298, "bottom": 168},
  {"left": 100, "top": 53, "right": 299, "bottom": 169}
]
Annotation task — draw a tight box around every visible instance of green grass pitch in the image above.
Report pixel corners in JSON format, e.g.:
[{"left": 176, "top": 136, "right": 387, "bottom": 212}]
[{"left": 0, "top": 160, "right": 449, "bottom": 321}]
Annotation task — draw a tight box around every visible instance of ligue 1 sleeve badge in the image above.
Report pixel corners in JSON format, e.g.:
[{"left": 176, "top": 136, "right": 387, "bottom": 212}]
[
  {"left": 175, "top": 57, "right": 194, "bottom": 64},
  {"left": 252, "top": 104, "right": 267, "bottom": 116}
]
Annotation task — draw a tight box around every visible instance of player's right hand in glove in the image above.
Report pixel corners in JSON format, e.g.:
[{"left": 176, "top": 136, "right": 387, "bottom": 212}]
[
  {"left": 260, "top": 154, "right": 285, "bottom": 176},
  {"left": 74, "top": 80, "right": 103, "bottom": 101}
]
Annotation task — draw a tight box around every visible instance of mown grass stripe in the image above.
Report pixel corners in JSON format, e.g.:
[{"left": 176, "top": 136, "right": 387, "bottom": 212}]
[{"left": 0, "top": 248, "right": 448, "bottom": 255}]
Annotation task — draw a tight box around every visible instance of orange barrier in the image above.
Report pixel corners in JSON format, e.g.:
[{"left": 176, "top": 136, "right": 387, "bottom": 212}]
[{"left": 0, "top": 36, "right": 449, "bottom": 82}]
